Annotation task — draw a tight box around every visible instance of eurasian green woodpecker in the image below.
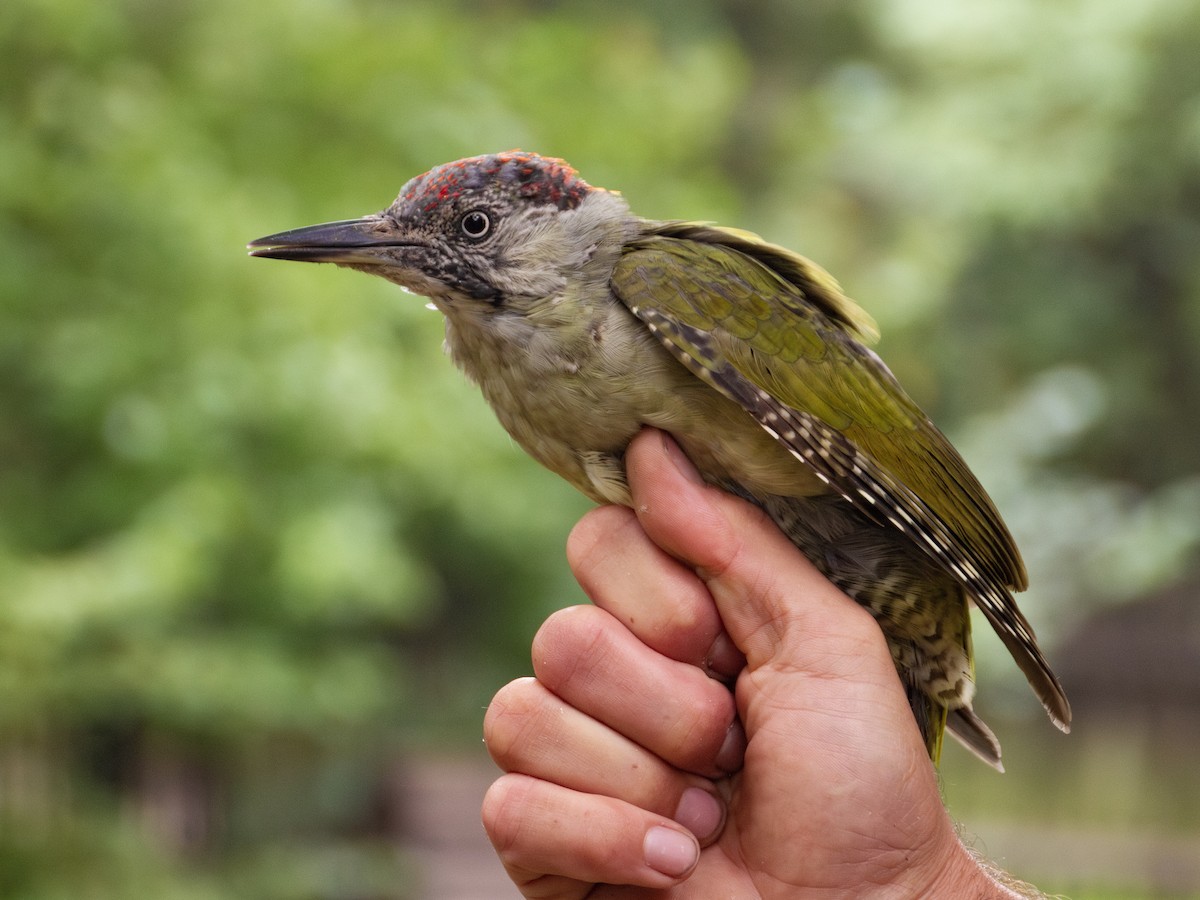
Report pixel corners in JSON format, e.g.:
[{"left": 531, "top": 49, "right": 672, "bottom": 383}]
[{"left": 249, "top": 151, "right": 1070, "bottom": 769}]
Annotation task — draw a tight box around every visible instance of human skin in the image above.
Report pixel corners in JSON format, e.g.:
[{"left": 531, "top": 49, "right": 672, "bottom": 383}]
[{"left": 482, "top": 428, "right": 1018, "bottom": 898}]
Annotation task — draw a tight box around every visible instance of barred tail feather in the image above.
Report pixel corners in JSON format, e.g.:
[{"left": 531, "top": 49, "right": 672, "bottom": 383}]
[
  {"left": 947, "top": 707, "right": 1004, "bottom": 771},
  {"left": 905, "top": 675, "right": 1004, "bottom": 771}
]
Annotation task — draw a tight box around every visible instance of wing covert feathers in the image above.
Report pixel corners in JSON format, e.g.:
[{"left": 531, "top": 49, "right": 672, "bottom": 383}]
[{"left": 612, "top": 221, "right": 1071, "bottom": 732}]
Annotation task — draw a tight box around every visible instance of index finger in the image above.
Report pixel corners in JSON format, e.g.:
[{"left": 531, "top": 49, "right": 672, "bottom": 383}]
[{"left": 567, "top": 504, "right": 744, "bottom": 679}]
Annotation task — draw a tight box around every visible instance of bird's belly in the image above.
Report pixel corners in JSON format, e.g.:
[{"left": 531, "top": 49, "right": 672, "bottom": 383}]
[{"left": 483, "top": 356, "right": 829, "bottom": 505}]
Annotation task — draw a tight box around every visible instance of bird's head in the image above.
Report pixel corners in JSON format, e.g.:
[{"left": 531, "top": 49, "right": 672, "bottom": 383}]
[{"left": 249, "top": 152, "right": 631, "bottom": 313}]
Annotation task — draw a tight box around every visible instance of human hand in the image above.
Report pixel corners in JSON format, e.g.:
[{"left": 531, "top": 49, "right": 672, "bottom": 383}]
[{"left": 482, "top": 428, "right": 1014, "bottom": 898}]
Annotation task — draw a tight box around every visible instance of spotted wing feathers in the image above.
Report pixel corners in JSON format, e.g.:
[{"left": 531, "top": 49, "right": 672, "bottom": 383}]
[{"left": 611, "top": 222, "right": 1071, "bottom": 732}]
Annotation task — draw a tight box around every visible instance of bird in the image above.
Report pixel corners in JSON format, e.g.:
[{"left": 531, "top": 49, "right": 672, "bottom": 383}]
[{"left": 248, "top": 150, "right": 1070, "bottom": 769}]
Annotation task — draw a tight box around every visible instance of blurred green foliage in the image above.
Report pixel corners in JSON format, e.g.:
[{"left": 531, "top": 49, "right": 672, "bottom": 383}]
[{"left": 2, "top": 0, "right": 1199, "bottom": 897}]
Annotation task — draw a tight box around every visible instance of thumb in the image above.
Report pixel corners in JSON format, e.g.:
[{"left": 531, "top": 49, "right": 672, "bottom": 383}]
[{"left": 624, "top": 428, "right": 887, "bottom": 678}]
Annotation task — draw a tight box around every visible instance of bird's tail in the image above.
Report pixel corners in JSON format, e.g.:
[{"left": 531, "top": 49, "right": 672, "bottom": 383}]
[
  {"left": 904, "top": 679, "right": 1004, "bottom": 771},
  {"left": 948, "top": 706, "right": 1003, "bottom": 771}
]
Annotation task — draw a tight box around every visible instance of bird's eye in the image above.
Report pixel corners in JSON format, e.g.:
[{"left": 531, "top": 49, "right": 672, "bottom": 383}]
[{"left": 460, "top": 210, "right": 491, "bottom": 239}]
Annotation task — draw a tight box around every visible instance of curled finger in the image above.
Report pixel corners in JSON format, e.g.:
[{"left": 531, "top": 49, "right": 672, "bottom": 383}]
[
  {"left": 484, "top": 677, "right": 726, "bottom": 844},
  {"left": 482, "top": 773, "right": 701, "bottom": 897}
]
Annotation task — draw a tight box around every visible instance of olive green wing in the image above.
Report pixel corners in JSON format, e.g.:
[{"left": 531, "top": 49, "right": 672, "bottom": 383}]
[{"left": 612, "top": 221, "right": 1069, "bottom": 731}]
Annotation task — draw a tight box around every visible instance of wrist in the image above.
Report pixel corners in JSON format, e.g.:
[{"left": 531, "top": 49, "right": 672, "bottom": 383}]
[{"left": 920, "top": 838, "right": 1038, "bottom": 900}]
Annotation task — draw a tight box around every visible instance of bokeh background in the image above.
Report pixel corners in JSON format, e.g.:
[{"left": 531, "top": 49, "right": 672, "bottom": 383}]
[{"left": 3, "top": 0, "right": 1199, "bottom": 897}]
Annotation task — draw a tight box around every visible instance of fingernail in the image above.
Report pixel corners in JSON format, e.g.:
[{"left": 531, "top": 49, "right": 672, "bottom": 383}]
[
  {"left": 644, "top": 825, "right": 699, "bottom": 877},
  {"left": 661, "top": 432, "right": 704, "bottom": 485},
  {"left": 715, "top": 719, "right": 747, "bottom": 774},
  {"left": 674, "top": 787, "right": 724, "bottom": 843},
  {"left": 704, "top": 631, "right": 745, "bottom": 680}
]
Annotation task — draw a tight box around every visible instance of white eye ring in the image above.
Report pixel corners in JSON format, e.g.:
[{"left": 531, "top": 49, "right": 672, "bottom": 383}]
[{"left": 460, "top": 210, "right": 491, "bottom": 239}]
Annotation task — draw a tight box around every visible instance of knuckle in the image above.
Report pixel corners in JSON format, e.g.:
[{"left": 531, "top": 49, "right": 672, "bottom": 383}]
[
  {"left": 566, "top": 506, "right": 634, "bottom": 577},
  {"left": 568, "top": 507, "right": 654, "bottom": 610},
  {"left": 533, "top": 604, "right": 593, "bottom": 651},
  {"left": 483, "top": 677, "right": 541, "bottom": 765},
  {"left": 532, "top": 604, "right": 609, "bottom": 683},
  {"left": 480, "top": 775, "right": 532, "bottom": 855},
  {"left": 679, "top": 694, "right": 737, "bottom": 767}
]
